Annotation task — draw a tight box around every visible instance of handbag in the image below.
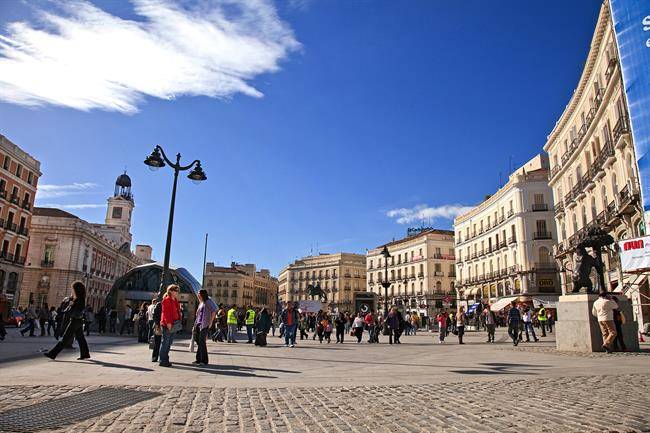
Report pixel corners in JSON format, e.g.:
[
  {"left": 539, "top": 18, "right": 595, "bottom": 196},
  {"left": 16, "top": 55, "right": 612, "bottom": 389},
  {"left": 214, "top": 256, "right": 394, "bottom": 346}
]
[
  {"left": 171, "top": 320, "right": 182, "bottom": 333},
  {"left": 153, "top": 324, "right": 162, "bottom": 336}
]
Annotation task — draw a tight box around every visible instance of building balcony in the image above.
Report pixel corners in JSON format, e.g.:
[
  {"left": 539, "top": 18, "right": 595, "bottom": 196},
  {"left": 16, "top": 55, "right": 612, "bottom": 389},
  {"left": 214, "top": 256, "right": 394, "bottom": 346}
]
[
  {"left": 18, "top": 226, "right": 28, "bottom": 237},
  {"left": 534, "top": 263, "right": 558, "bottom": 272},
  {"left": 507, "top": 209, "right": 514, "bottom": 218},
  {"left": 531, "top": 203, "right": 549, "bottom": 212},
  {"left": 14, "top": 256, "right": 26, "bottom": 265},
  {"left": 613, "top": 115, "right": 630, "bottom": 148},
  {"left": 533, "top": 231, "right": 552, "bottom": 240},
  {"left": 344, "top": 273, "right": 351, "bottom": 278},
  {"left": 41, "top": 260, "right": 55, "bottom": 268},
  {"left": 37, "top": 281, "right": 50, "bottom": 289},
  {"left": 448, "top": 272, "right": 456, "bottom": 278},
  {"left": 417, "top": 273, "right": 424, "bottom": 279},
  {"left": 9, "top": 195, "right": 19, "bottom": 205},
  {"left": 22, "top": 200, "right": 31, "bottom": 211},
  {"left": 605, "top": 56, "right": 618, "bottom": 82},
  {"left": 0, "top": 190, "right": 5, "bottom": 200},
  {"left": 434, "top": 271, "right": 444, "bottom": 277}
]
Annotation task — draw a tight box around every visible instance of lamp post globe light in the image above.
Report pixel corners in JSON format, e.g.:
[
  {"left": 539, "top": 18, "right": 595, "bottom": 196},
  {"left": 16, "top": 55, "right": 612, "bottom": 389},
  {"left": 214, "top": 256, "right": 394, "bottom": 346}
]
[
  {"left": 144, "top": 145, "right": 207, "bottom": 296},
  {"left": 380, "top": 245, "right": 391, "bottom": 317}
]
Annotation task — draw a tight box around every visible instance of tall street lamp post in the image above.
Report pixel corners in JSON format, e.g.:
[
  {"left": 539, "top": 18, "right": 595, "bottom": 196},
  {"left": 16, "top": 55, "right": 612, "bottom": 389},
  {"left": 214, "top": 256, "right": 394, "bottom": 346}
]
[
  {"left": 380, "top": 245, "right": 391, "bottom": 316},
  {"left": 144, "top": 145, "right": 207, "bottom": 295}
]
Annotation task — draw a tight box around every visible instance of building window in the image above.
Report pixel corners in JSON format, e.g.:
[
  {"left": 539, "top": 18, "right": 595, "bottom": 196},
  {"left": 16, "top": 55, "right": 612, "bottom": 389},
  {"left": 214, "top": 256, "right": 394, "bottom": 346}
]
[
  {"left": 3, "top": 156, "right": 9, "bottom": 170},
  {"left": 15, "top": 164, "right": 22, "bottom": 178},
  {"left": 112, "top": 207, "right": 122, "bottom": 219}
]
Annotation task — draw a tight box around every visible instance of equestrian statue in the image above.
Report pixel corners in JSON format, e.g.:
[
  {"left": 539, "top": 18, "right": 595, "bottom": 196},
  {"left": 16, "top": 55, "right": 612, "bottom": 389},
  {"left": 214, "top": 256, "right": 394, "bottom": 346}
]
[{"left": 307, "top": 283, "right": 327, "bottom": 302}]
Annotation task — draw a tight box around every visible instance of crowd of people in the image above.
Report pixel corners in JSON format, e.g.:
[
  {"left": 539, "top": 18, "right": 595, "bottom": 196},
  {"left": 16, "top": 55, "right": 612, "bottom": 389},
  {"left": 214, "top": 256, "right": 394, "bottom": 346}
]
[{"left": 0, "top": 280, "right": 630, "bottom": 366}]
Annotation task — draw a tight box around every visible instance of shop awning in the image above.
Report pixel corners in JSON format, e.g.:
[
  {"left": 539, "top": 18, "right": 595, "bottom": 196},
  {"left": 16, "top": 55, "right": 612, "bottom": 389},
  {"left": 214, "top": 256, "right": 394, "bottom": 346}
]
[
  {"left": 490, "top": 296, "right": 518, "bottom": 312},
  {"left": 466, "top": 287, "right": 480, "bottom": 296}
]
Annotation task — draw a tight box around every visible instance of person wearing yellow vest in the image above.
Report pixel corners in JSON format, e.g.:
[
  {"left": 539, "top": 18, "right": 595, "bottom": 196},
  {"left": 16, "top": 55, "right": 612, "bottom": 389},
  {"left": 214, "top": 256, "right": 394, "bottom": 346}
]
[
  {"left": 245, "top": 306, "right": 256, "bottom": 344},
  {"left": 537, "top": 305, "right": 547, "bottom": 337},
  {"left": 227, "top": 304, "right": 238, "bottom": 343}
]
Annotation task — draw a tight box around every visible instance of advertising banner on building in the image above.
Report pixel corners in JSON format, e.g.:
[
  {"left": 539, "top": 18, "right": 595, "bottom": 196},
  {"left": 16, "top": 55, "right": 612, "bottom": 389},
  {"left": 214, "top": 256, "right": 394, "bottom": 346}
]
[
  {"left": 619, "top": 235, "right": 650, "bottom": 272},
  {"left": 610, "top": 1, "right": 650, "bottom": 219}
]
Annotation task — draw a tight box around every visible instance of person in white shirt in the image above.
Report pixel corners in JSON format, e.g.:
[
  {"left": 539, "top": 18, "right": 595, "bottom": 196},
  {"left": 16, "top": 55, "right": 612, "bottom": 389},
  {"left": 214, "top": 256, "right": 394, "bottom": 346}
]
[
  {"left": 522, "top": 307, "right": 539, "bottom": 342},
  {"left": 592, "top": 293, "right": 618, "bottom": 353},
  {"left": 147, "top": 299, "right": 157, "bottom": 340}
]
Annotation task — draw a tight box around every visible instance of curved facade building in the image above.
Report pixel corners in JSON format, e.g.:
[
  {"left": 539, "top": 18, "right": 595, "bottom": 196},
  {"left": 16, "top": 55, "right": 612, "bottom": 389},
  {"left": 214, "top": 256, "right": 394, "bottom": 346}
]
[
  {"left": 106, "top": 262, "right": 200, "bottom": 331},
  {"left": 455, "top": 155, "right": 559, "bottom": 305},
  {"left": 543, "top": 2, "right": 643, "bottom": 300}
]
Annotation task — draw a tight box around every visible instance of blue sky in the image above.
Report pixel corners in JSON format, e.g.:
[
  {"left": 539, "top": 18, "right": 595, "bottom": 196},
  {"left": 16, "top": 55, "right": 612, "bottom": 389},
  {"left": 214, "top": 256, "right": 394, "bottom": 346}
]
[{"left": 0, "top": 0, "right": 601, "bottom": 278}]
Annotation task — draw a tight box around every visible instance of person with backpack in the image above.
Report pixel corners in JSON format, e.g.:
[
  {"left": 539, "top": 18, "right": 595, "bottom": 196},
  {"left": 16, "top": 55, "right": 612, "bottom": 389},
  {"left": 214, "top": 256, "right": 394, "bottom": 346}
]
[
  {"left": 44, "top": 281, "right": 90, "bottom": 361},
  {"left": 254, "top": 308, "right": 272, "bottom": 347}
]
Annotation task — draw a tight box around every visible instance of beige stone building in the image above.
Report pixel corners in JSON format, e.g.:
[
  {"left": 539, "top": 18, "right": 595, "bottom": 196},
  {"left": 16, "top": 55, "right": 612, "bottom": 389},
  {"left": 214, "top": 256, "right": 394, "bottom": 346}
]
[
  {"left": 21, "top": 173, "right": 152, "bottom": 310},
  {"left": 544, "top": 3, "right": 647, "bottom": 324},
  {"left": 204, "top": 262, "right": 278, "bottom": 310},
  {"left": 278, "top": 253, "right": 366, "bottom": 312},
  {"left": 0, "top": 135, "right": 41, "bottom": 306},
  {"left": 455, "top": 155, "right": 559, "bottom": 304},
  {"left": 367, "top": 229, "right": 455, "bottom": 317}
]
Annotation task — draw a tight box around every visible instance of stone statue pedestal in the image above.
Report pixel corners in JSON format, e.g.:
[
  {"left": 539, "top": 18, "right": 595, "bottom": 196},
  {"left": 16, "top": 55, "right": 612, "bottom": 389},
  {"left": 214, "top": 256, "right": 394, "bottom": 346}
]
[{"left": 556, "top": 294, "right": 639, "bottom": 352}]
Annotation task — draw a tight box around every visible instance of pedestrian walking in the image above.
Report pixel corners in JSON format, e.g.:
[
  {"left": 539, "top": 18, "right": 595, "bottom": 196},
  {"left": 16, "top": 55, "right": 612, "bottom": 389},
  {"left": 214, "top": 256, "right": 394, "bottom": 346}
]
[
  {"left": 137, "top": 303, "right": 149, "bottom": 342},
  {"left": 436, "top": 311, "right": 447, "bottom": 343},
  {"left": 44, "top": 281, "right": 90, "bottom": 361},
  {"left": 146, "top": 299, "right": 157, "bottom": 340},
  {"left": 386, "top": 308, "right": 399, "bottom": 344},
  {"left": 255, "top": 307, "right": 272, "bottom": 347},
  {"left": 522, "top": 307, "right": 539, "bottom": 342},
  {"left": 455, "top": 306, "right": 466, "bottom": 344},
  {"left": 108, "top": 308, "right": 117, "bottom": 334},
  {"left": 352, "top": 313, "right": 364, "bottom": 343},
  {"left": 483, "top": 306, "right": 496, "bottom": 343},
  {"left": 592, "top": 293, "right": 617, "bottom": 353},
  {"left": 280, "top": 302, "right": 299, "bottom": 347},
  {"left": 507, "top": 301, "right": 521, "bottom": 346},
  {"left": 150, "top": 300, "right": 163, "bottom": 363},
  {"left": 335, "top": 312, "right": 346, "bottom": 343},
  {"left": 96, "top": 306, "right": 107, "bottom": 334},
  {"left": 271, "top": 313, "right": 277, "bottom": 337},
  {"left": 0, "top": 294, "right": 8, "bottom": 341},
  {"left": 158, "top": 284, "right": 182, "bottom": 367},
  {"left": 227, "top": 304, "right": 238, "bottom": 343},
  {"left": 611, "top": 296, "right": 627, "bottom": 352},
  {"left": 38, "top": 306, "right": 49, "bottom": 336},
  {"left": 193, "top": 289, "right": 216, "bottom": 365},
  {"left": 537, "top": 304, "right": 548, "bottom": 337},
  {"left": 120, "top": 304, "right": 132, "bottom": 335},
  {"left": 20, "top": 302, "right": 37, "bottom": 337},
  {"left": 84, "top": 306, "right": 95, "bottom": 337},
  {"left": 245, "top": 305, "right": 256, "bottom": 344}
]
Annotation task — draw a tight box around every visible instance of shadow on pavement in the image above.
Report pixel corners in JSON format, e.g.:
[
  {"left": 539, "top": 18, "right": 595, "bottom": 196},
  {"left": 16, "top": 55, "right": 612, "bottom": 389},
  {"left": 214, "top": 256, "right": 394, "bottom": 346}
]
[
  {"left": 172, "top": 362, "right": 279, "bottom": 378},
  {"left": 56, "top": 359, "right": 155, "bottom": 372}
]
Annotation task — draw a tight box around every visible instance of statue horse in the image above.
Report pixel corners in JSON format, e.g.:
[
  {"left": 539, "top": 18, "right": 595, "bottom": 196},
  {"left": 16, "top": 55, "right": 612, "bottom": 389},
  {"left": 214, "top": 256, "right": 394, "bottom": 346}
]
[
  {"left": 571, "top": 243, "right": 605, "bottom": 293},
  {"left": 307, "top": 283, "right": 327, "bottom": 302}
]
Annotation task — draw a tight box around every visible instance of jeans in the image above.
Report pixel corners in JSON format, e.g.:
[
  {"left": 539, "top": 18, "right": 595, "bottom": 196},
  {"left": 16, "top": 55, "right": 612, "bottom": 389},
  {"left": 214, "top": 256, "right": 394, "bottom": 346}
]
[
  {"left": 159, "top": 326, "right": 174, "bottom": 364},
  {"left": 151, "top": 334, "right": 162, "bottom": 361},
  {"left": 439, "top": 327, "right": 446, "bottom": 342},
  {"left": 21, "top": 318, "right": 35, "bottom": 336},
  {"left": 524, "top": 322, "right": 537, "bottom": 341},
  {"left": 284, "top": 324, "right": 297, "bottom": 345},
  {"left": 367, "top": 326, "right": 374, "bottom": 342},
  {"left": 336, "top": 327, "right": 345, "bottom": 343},
  {"left": 227, "top": 324, "right": 238, "bottom": 342},
  {"left": 194, "top": 325, "right": 209, "bottom": 364},
  {"left": 456, "top": 325, "right": 464, "bottom": 344},
  {"left": 508, "top": 322, "right": 519, "bottom": 343},
  {"left": 246, "top": 324, "right": 254, "bottom": 342},
  {"left": 47, "top": 318, "right": 89, "bottom": 359}
]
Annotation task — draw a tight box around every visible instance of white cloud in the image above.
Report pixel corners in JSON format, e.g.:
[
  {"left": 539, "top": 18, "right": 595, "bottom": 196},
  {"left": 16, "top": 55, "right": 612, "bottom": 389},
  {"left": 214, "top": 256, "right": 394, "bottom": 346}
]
[
  {"left": 38, "top": 203, "right": 105, "bottom": 210},
  {"left": 0, "top": 0, "right": 299, "bottom": 113},
  {"left": 386, "top": 204, "right": 474, "bottom": 224},
  {"left": 36, "top": 182, "right": 99, "bottom": 199}
]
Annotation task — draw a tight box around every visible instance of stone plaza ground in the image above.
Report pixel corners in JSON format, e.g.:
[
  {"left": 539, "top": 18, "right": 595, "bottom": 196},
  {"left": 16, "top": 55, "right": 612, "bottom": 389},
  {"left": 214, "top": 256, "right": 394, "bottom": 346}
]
[{"left": 0, "top": 326, "right": 649, "bottom": 433}]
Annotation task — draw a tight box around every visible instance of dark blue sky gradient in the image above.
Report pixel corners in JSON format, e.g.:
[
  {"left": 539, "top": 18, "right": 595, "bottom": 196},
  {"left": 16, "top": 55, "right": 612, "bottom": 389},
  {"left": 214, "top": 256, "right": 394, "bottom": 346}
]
[{"left": 0, "top": 0, "right": 602, "bottom": 277}]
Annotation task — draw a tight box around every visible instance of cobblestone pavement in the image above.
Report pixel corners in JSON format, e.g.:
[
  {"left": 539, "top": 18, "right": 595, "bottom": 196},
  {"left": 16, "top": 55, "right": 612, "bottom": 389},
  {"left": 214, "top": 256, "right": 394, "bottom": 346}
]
[
  {"left": 2, "top": 328, "right": 649, "bottom": 432},
  {"left": 1, "top": 374, "right": 649, "bottom": 433}
]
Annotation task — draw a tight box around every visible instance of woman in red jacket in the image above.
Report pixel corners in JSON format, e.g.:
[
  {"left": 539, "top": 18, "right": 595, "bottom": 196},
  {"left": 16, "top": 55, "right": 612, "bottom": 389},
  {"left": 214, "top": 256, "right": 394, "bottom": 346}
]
[{"left": 159, "top": 284, "right": 182, "bottom": 367}]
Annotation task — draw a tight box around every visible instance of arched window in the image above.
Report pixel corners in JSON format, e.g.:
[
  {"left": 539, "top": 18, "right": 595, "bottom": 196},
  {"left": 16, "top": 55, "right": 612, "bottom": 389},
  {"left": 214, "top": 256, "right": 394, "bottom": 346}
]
[
  {"left": 581, "top": 206, "right": 588, "bottom": 228},
  {"left": 435, "top": 281, "right": 442, "bottom": 291},
  {"left": 612, "top": 174, "right": 619, "bottom": 197},
  {"left": 591, "top": 197, "right": 598, "bottom": 220},
  {"left": 572, "top": 213, "right": 578, "bottom": 234}
]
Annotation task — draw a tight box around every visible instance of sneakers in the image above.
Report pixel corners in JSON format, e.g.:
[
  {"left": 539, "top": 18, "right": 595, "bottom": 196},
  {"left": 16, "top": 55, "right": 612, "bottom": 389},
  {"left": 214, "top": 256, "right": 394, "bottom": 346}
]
[
  {"left": 283, "top": 344, "right": 289, "bottom": 347},
  {"left": 77, "top": 356, "right": 90, "bottom": 360},
  {"left": 290, "top": 344, "right": 295, "bottom": 348},
  {"left": 159, "top": 362, "right": 172, "bottom": 367},
  {"left": 43, "top": 352, "right": 55, "bottom": 360}
]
